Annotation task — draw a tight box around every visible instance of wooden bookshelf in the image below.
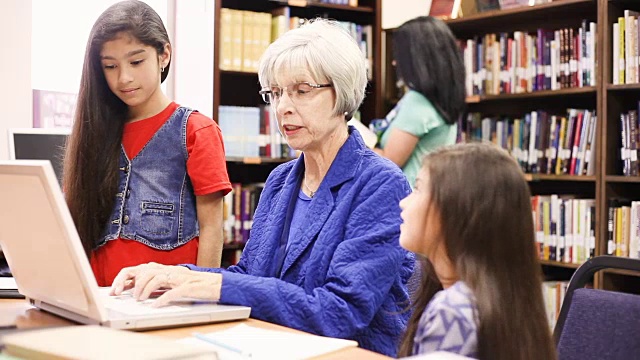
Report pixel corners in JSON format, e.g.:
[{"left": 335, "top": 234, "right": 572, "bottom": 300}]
[
  {"left": 214, "top": 0, "right": 383, "bottom": 124},
  {"left": 524, "top": 174, "right": 597, "bottom": 182},
  {"left": 446, "top": 0, "right": 596, "bottom": 37},
  {"left": 599, "top": 0, "right": 640, "bottom": 292},
  {"left": 540, "top": 260, "right": 582, "bottom": 269},
  {"left": 268, "top": 0, "right": 374, "bottom": 12},
  {"left": 430, "top": 0, "right": 603, "bottom": 287},
  {"left": 448, "top": 0, "right": 593, "bottom": 25},
  {"left": 466, "top": 87, "right": 597, "bottom": 104},
  {"left": 605, "top": 175, "right": 640, "bottom": 183},
  {"left": 602, "top": 268, "right": 640, "bottom": 277},
  {"left": 223, "top": 242, "right": 246, "bottom": 250},
  {"left": 606, "top": 83, "right": 640, "bottom": 91},
  {"left": 226, "top": 156, "right": 295, "bottom": 164},
  {"left": 451, "top": 0, "right": 640, "bottom": 292},
  {"left": 220, "top": 70, "right": 259, "bottom": 76},
  {"left": 214, "top": 0, "right": 382, "bottom": 265}
]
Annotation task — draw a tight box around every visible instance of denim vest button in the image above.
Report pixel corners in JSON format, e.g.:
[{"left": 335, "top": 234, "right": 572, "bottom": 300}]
[{"left": 123, "top": 215, "right": 130, "bottom": 224}]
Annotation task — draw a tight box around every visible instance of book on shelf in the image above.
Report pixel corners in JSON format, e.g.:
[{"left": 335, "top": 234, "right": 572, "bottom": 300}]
[
  {"left": 312, "top": 0, "right": 359, "bottom": 6},
  {"left": 498, "top": 0, "right": 530, "bottom": 10},
  {"left": 461, "top": 108, "right": 597, "bottom": 176},
  {"left": 460, "top": 0, "right": 478, "bottom": 17},
  {"left": 219, "top": 7, "right": 373, "bottom": 78},
  {"left": 462, "top": 21, "right": 596, "bottom": 97},
  {"left": 618, "top": 103, "right": 640, "bottom": 176},
  {"left": 223, "top": 183, "right": 265, "bottom": 245},
  {"left": 607, "top": 199, "right": 640, "bottom": 259},
  {"left": 219, "top": 105, "right": 297, "bottom": 159},
  {"left": 543, "top": 280, "right": 569, "bottom": 329},
  {"left": 475, "top": 0, "right": 500, "bottom": 12},
  {"left": 532, "top": 195, "right": 595, "bottom": 264},
  {"left": 475, "top": 0, "right": 554, "bottom": 13},
  {"left": 429, "top": 0, "right": 462, "bottom": 20},
  {"left": 612, "top": 10, "right": 640, "bottom": 85}
]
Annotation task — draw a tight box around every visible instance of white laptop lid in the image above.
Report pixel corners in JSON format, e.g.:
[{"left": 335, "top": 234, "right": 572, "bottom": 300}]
[{"left": 0, "top": 160, "right": 108, "bottom": 323}]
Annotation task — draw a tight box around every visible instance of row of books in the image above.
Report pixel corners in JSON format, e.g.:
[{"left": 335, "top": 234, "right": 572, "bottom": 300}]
[
  {"left": 222, "top": 183, "right": 265, "bottom": 246},
  {"left": 218, "top": 105, "right": 297, "bottom": 159},
  {"left": 612, "top": 10, "right": 640, "bottom": 85},
  {"left": 461, "top": 21, "right": 597, "bottom": 96},
  {"left": 431, "top": 0, "right": 554, "bottom": 19},
  {"left": 607, "top": 200, "right": 640, "bottom": 259},
  {"left": 542, "top": 280, "right": 569, "bottom": 330},
  {"left": 219, "top": 7, "right": 373, "bottom": 76},
  {"left": 461, "top": 109, "right": 597, "bottom": 176},
  {"left": 533, "top": 196, "right": 596, "bottom": 265},
  {"left": 219, "top": 9, "right": 272, "bottom": 73},
  {"left": 496, "top": 0, "right": 551, "bottom": 10},
  {"left": 619, "top": 107, "right": 640, "bottom": 176},
  {"left": 311, "top": 0, "right": 358, "bottom": 5}
]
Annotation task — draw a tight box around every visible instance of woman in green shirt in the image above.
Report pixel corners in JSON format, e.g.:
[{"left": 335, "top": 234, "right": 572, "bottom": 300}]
[{"left": 373, "top": 16, "right": 466, "bottom": 187}]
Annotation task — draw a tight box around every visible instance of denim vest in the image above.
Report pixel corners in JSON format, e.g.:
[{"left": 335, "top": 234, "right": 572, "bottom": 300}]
[{"left": 96, "top": 106, "right": 199, "bottom": 250}]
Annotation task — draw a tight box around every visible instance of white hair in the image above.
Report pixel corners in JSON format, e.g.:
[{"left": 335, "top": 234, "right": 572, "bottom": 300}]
[{"left": 258, "top": 18, "right": 368, "bottom": 120}]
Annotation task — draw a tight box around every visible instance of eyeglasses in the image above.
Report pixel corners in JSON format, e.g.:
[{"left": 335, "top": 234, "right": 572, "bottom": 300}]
[{"left": 259, "top": 82, "right": 333, "bottom": 105}]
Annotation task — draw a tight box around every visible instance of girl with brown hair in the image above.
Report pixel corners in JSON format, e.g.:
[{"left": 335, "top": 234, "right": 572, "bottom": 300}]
[{"left": 397, "top": 142, "right": 557, "bottom": 359}]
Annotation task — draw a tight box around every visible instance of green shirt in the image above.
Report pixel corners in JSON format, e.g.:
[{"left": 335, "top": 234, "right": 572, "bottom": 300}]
[{"left": 380, "top": 90, "right": 457, "bottom": 187}]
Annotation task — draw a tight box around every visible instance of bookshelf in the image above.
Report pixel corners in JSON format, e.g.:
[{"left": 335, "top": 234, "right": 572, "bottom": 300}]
[
  {"left": 213, "top": 0, "right": 383, "bottom": 124},
  {"left": 600, "top": 0, "right": 640, "bottom": 287},
  {"left": 381, "top": 1, "right": 605, "bottom": 290},
  {"left": 213, "top": 0, "right": 383, "bottom": 266},
  {"left": 407, "top": 0, "right": 640, "bottom": 293},
  {"left": 453, "top": 0, "right": 602, "bottom": 290}
]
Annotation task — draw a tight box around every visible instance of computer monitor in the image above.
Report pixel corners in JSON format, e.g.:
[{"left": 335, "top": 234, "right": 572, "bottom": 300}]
[{"left": 7, "top": 128, "right": 70, "bottom": 186}]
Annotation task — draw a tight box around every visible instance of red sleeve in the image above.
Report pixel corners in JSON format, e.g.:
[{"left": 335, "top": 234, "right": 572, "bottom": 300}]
[{"left": 186, "top": 112, "right": 232, "bottom": 196}]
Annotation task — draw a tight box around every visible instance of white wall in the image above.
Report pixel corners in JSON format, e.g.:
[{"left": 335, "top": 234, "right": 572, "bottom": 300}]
[
  {"left": 32, "top": 0, "right": 168, "bottom": 94},
  {"left": 382, "top": 0, "right": 430, "bottom": 29},
  {"left": 172, "top": 0, "right": 214, "bottom": 118},
  {"left": 0, "top": 0, "right": 32, "bottom": 160}
]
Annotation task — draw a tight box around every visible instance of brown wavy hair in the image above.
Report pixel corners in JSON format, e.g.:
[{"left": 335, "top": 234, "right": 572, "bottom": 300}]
[
  {"left": 398, "top": 143, "right": 557, "bottom": 360},
  {"left": 63, "top": 0, "right": 171, "bottom": 257}
]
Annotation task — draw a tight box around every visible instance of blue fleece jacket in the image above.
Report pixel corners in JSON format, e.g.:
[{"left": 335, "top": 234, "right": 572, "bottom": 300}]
[{"left": 186, "top": 127, "right": 414, "bottom": 356}]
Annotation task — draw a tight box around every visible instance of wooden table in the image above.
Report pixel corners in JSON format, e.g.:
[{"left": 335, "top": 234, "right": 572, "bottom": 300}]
[{"left": 0, "top": 299, "right": 390, "bottom": 359}]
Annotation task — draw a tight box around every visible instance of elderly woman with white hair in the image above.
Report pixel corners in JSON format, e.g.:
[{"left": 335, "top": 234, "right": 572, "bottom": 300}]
[{"left": 110, "top": 18, "right": 414, "bottom": 356}]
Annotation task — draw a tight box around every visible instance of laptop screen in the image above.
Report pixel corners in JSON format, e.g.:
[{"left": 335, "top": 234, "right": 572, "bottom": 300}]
[{"left": 8, "top": 129, "right": 69, "bottom": 186}]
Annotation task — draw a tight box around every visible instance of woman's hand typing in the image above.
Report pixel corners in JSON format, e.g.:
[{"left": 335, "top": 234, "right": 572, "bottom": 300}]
[{"left": 109, "top": 262, "right": 222, "bottom": 307}]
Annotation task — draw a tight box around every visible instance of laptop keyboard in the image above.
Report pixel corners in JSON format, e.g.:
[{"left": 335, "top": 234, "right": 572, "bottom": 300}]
[{"left": 100, "top": 290, "right": 191, "bottom": 315}]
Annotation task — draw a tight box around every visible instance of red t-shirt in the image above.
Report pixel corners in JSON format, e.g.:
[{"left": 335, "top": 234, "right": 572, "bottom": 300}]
[{"left": 91, "top": 102, "right": 231, "bottom": 286}]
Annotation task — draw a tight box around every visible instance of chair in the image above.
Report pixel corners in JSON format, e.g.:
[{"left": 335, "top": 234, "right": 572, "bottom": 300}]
[{"left": 554, "top": 256, "right": 640, "bottom": 360}]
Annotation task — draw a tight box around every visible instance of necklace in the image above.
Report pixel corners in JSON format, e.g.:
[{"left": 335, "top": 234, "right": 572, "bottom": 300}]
[{"left": 303, "top": 179, "right": 316, "bottom": 198}]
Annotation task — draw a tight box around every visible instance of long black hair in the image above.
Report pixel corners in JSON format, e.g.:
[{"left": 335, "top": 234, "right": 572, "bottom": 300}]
[
  {"left": 63, "top": 0, "right": 171, "bottom": 257},
  {"left": 392, "top": 16, "right": 465, "bottom": 125}
]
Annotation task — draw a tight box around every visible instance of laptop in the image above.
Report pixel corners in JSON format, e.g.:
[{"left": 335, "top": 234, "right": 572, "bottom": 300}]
[
  {"left": 7, "top": 128, "right": 70, "bottom": 187},
  {"left": 0, "top": 160, "right": 251, "bottom": 330}
]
